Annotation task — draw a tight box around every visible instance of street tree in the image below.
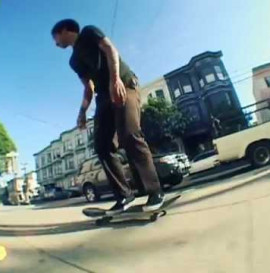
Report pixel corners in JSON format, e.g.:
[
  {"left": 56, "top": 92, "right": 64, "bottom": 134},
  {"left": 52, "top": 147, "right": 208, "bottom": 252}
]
[
  {"left": 141, "top": 98, "right": 189, "bottom": 152},
  {"left": 0, "top": 122, "right": 17, "bottom": 175}
]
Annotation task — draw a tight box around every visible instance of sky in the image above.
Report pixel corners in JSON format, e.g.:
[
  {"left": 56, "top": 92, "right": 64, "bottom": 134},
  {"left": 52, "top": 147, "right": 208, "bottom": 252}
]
[{"left": 0, "top": 0, "right": 270, "bottom": 172}]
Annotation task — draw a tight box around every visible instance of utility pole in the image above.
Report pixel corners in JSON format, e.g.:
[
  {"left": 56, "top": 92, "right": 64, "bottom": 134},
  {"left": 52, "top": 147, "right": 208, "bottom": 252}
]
[{"left": 21, "top": 163, "right": 28, "bottom": 180}]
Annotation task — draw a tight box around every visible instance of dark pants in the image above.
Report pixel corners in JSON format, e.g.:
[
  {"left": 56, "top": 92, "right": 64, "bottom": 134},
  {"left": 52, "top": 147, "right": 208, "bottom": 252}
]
[{"left": 94, "top": 82, "right": 161, "bottom": 201}]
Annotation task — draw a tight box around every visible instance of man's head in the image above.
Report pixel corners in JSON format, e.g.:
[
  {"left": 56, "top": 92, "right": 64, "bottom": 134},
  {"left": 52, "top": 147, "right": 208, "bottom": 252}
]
[{"left": 51, "top": 19, "right": 80, "bottom": 48}]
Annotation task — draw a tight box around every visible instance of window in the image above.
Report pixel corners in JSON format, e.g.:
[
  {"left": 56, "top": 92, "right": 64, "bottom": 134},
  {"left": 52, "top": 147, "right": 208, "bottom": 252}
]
[
  {"left": 36, "top": 171, "right": 41, "bottom": 181},
  {"left": 180, "top": 74, "right": 193, "bottom": 94},
  {"left": 87, "top": 127, "right": 94, "bottom": 141},
  {"left": 88, "top": 142, "right": 95, "bottom": 156},
  {"left": 201, "top": 67, "right": 216, "bottom": 84},
  {"left": 207, "top": 92, "right": 233, "bottom": 115},
  {"left": 193, "top": 151, "right": 216, "bottom": 162},
  {"left": 42, "top": 169, "right": 47, "bottom": 179},
  {"left": 65, "top": 157, "right": 75, "bottom": 170},
  {"left": 64, "top": 140, "right": 73, "bottom": 152},
  {"left": 47, "top": 153, "right": 52, "bottom": 163},
  {"left": 53, "top": 148, "right": 61, "bottom": 159},
  {"left": 48, "top": 167, "right": 53, "bottom": 178},
  {"left": 54, "top": 162, "right": 63, "bottom": 175},
  {"left": 174, "top": 88, "right": 180, "bottom": 98},
  {"left": 184, "top": 105, "right": 201, "bottom": 122},
  {"left": 41, "top": 156, "right": 46, "bottom": 166},
  {"left": 183, "top": 85, "right": 193, "bottom": 93},
  {"left": 214, "top": 66, "right": 225, "bottom": 80},
  {"left": 199, "top": 78, "right": 205, "bottom": 88},
  {"left": 225, "top": 93, "right": 232, "bottom": 106},
  {"left": 76, "top": 134, "right": 84, "bottom": 146},
  {"left": 155, "top": 89, "right": 165, "bottom": 99},
  {"left": 265, "top": 76, "right": 270, "bottom": 88},
  {"left": 147, "top": 93, "right": 153, "bottom": 99},
  {"left": 92, "top": 159, "right": 102, "bottom": 170},
  {"left": 36, "top": 160, "right": 40, "bottom": 169},
  {"left": 205, "top": 73, "right": 215, "bottom": 83},
  {"left": 77, "top": 151, "right": 86, "bottom": 165}
]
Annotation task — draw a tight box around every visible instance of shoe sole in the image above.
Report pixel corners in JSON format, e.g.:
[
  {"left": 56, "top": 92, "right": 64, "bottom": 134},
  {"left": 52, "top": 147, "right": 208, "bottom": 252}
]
[{"left": 142, "top": 199, "right": 165, "bottom": 212}]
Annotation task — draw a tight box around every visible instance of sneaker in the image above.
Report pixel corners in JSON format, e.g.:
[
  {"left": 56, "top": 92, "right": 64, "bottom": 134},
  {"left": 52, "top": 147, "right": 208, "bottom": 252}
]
[
  {"left": 106, "top": 195, "right": 136, "bottom": 215},
  {"left": 143, "top": 192, "right": 165, "bottom": 212}
]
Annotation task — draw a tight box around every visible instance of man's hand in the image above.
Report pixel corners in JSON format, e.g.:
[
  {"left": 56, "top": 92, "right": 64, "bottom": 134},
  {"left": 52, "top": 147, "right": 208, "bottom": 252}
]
[
  {"left": 77, "top": 108, "right": 87, "bottom": 130},
  {"left": 110, "top": 77, "right": 127, "bottom": 106}
]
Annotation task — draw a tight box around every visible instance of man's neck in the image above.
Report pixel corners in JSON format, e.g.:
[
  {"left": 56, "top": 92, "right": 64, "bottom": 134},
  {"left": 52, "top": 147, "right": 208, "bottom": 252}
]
[{"left": 70, "top": 32, "right": 79, "bottom": 47}]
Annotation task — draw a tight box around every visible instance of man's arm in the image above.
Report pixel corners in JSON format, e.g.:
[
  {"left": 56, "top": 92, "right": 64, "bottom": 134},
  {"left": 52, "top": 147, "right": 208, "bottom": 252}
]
[
  {"left": 98, "top": 37, "right": 126, "bottom": 106},
  {"left": 77, "top": 78, "right": 94, "bottom": 129}
]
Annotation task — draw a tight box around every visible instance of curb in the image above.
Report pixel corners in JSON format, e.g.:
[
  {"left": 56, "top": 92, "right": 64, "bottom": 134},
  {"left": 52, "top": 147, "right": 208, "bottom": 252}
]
[
  {"left": 188, "top": 164, "right": 250, "bottom": 185},
  {"left": 176, "top": 167, "right": 270, "bottom": 208}
]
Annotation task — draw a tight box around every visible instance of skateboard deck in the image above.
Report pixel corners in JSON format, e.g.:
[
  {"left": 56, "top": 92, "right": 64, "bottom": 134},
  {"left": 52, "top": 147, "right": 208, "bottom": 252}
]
[{"left": 82, "top": 194, "right": 181, "bottom": 225}]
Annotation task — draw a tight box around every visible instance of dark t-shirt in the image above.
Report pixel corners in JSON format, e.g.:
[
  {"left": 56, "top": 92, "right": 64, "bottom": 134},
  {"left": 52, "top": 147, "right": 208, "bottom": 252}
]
[{"left": 69, "top": 25, "right": 136, "bottom": 95}]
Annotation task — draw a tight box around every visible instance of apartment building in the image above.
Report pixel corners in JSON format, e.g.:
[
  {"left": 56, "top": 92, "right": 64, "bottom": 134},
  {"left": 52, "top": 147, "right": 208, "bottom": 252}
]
[
  {"left": 252, "top": 63, "right": 270, "bottom": 123},
  {"left": 140, "top": 77, "right": 172, "bottom": 106},
  {"left": 0, "top": 151, "right": 19, "bottom": 175},
  {"left": 34, "top": 119, "right": 95, "bottom": 190},
  {"left": 164, "top": 51, "right": 246, "bottom": 156}
]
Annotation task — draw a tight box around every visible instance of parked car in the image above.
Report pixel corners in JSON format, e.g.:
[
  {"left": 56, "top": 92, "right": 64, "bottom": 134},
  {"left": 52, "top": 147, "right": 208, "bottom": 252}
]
[
  {"left": 43, "top": 187, "right": 71, "bottom": 201},
  {"left": 189, "top": 150, "right": 220, "bottom": 174},
  {"left": 69, "top": 150, "right": 190, "bottom": 202},
  {"left": 213, "top": 113, "right": 270, "bottom": 168}
]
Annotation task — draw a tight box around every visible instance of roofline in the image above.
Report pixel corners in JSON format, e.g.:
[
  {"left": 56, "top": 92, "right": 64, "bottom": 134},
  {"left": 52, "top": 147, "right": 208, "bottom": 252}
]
[
  {"left": 141, "top": 76, "right": 165, "bottom": 89},
  {"left": 33, "top": 118, "right": 94, "bottom": 156},
  {"left": 164, "top": 50, "right": 223, "bottom": 78},
  {"left": 252, "top": 62, "right": 270, "bottom": 73}
]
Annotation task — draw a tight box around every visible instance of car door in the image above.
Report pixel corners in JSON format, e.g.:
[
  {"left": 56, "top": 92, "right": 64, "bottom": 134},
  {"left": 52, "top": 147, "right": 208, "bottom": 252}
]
[
  {"left": 201, "top": 156, "right": 216, "bottom": 171},
  {"left": 192, "top": 157, "right": 206, "bottom": 173}
]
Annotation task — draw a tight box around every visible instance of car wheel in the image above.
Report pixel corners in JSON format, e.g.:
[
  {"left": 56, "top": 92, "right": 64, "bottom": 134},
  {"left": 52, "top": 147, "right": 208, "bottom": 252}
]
[
  {"left": 248, "top": 142, "right": 270, "bottom": 168},
  {"left": 169, "top": 173, "right": 183, "bottom": 186},
  {"left": 83, "top": 183, "right": 99, "bottom": 203}
]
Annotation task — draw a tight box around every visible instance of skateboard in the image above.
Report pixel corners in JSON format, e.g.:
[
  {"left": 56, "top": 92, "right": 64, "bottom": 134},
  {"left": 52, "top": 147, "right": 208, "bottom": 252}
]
[{"left": 82, "top": 194, "right": 181, "bottom": 225}]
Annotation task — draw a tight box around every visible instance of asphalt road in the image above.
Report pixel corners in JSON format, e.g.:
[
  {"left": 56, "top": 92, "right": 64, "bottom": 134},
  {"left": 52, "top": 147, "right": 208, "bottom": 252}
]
[
  {"left": 27, "top": 160, "right": 252, "bottom": 210},
  {"left": 1, "top": 166, "right": 270, "bottom": 273}
]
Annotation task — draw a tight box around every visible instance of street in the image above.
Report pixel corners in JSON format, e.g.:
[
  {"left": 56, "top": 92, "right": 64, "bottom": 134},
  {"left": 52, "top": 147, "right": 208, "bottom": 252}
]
[{"left": 1, "top": 166, "right": 270, "bottom": 273}]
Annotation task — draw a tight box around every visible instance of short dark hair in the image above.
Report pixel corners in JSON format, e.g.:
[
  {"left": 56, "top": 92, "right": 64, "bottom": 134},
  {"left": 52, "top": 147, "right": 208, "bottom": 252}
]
[{"left": 51, "top": 19, "right": 80, "bottom": 35}]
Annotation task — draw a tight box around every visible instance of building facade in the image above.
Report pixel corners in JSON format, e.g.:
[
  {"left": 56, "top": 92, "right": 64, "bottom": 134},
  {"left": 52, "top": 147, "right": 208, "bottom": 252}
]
[
  {"left": 0, "top": 151, "right": 19, "bottom": 176},
  {"left": 34, "top": 119, "right": 95, "bottom": 190},
  {"left": 252, "top": 63, "right": 270, "bottom": 123},
  {"left": 5, "top": 171, "right": 39, "bottom": 205},
  {"left": 164, "top": 51, "right": 245, "bottom": 157},
  {"left": 140, "top": 77, "right": 172, "bottom": 106}
]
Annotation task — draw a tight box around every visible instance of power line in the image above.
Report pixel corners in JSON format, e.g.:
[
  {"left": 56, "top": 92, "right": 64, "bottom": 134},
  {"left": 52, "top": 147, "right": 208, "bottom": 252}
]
[
  {"left": 111, "top": 0, "right": 119, "bottom": 39},
  {"left": 1, "top": 55, "right": 268, "bottom": 130},
  {"left": 228, "top": 55, "right": 270, "bottom": 78},
  {"left": 232, "top": 67, "right": 269, "bottom": 86}
]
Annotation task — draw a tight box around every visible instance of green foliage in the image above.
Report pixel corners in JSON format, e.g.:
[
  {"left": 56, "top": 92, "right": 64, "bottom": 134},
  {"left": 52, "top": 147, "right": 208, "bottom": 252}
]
[
  {"left": 0, "top": 159, "right": 5, "bottom": 175},
  {"left": 0, "top": 122, "right": 16, "bottom": 156},
  {"left": 141, "top": 98, "right": 189, "bottom": 151}
]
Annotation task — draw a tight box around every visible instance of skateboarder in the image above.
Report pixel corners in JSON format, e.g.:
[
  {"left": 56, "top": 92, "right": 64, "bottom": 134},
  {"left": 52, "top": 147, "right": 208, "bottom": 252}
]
[{"left": 51, "top": 19, "right": 164, "bottom": 214}]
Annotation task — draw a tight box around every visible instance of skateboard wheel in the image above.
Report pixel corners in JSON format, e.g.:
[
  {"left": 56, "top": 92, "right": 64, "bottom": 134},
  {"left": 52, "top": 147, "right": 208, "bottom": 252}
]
[
  {"left": 160, "top": 210, "right": 167, "bottom": 217},
  {"left": 150, "top": 210, "right": 167, "bottom": 222},
  {"left": 150, "top": 214, "right": 158, "bottom": 222}
]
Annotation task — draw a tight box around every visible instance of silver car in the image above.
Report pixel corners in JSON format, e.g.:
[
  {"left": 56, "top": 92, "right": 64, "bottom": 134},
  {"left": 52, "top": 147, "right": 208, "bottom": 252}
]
[{"left": 70, "top": 150, "right": 190, "bottom": 202}]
